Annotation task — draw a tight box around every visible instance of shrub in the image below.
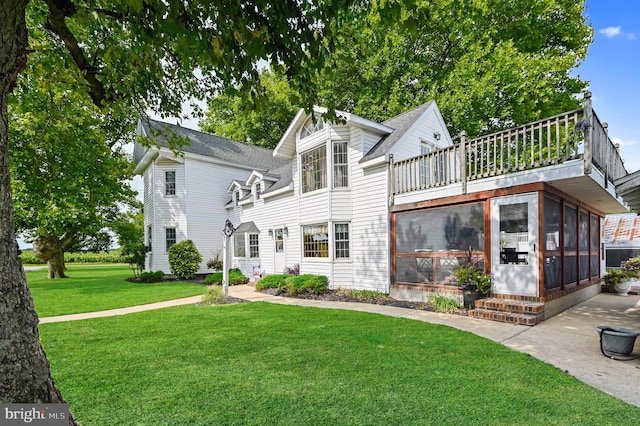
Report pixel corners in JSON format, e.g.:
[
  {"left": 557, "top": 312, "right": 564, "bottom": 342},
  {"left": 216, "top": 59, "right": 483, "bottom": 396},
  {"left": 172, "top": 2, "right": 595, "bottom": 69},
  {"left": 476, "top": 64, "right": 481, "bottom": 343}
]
[
  {"left": 206, "top": 254, "right": 223, "bottom": 271},
  {"left": 283, "top": 264, "right": 300, "bottom": 276},
  {"left": 168, "top": 240, "right": 202, "bottom": 279},
  {"left": 255, "top": 274, "right": 293, "bottom": 291},
  {"left": 138, "top": 271, "right": 165, "bottom": 283},
  {"left": 603, "top": 269, "right": 638, "bottom": 287},
  {"left": 344, "top": 289, "right": 390, "bottom": 299},
  {"left": 287, "top": 274, "right": 329, "bottom": 295},
  {"left": 204, "top": 270, "right": 247, "bottom": 285},
  {"left": 20, "top": 250, "right": 126, "bottom": 264},
  {"left": 429, "top": 294, "right": 460, "bottom": 313},
  {"left": 201, "top": 285, "right": 228, "bottom": 305}
]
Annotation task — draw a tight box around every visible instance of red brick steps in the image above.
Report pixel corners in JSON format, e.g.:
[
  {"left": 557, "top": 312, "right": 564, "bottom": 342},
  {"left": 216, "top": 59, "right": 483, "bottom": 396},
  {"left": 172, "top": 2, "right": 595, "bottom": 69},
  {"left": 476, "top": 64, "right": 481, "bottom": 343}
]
[{"left": 470, "top": 298, "right": 545, "bottom": 326}]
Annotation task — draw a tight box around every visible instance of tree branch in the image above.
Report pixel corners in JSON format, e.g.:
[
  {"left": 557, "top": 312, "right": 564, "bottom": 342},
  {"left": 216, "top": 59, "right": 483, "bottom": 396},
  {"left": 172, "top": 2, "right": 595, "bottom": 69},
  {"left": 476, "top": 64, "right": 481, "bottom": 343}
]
[{"left": 43, "top": 0, "right": 108, "bottom": 107}]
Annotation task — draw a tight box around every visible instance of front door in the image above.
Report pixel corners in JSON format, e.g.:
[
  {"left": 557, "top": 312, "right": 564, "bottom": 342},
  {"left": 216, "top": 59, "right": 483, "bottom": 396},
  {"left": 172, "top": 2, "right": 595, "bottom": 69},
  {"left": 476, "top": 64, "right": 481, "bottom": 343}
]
[
  {"left": 491, "top": 193, "right": 539, "bottom": 296},
  {"left": 274, "top": 227, "right": 286, "bottom": 274}
]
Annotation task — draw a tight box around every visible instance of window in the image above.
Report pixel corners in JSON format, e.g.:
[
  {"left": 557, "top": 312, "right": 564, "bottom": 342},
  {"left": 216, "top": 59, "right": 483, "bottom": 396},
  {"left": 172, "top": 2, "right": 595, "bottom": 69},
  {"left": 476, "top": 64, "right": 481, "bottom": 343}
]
[
  {"left": 255, "top": 182, "right": 261, "bottom": 200},
  {"left": 235, "top": 190, "right": 241, "bottom": 206},
  {"left": 301, "top": 145, "right": 327, "bottom": 193},
  {"left": 303, "top": 224, "right": 329, "bottom": 258},
  {"left": 274, "top": 228, "right": 284, "bottom": 253},
  {"left": 300, "top": 116, "right": 325, "bottom": 139},
  {"left": 234, "top": 233, "right": 246, "bottom": 257},
  {"left": 334, "top": 223, "right": 350, "bottom": 258},
  {"left": 165, "top": 171, "right": 176, "bottom": 196},
  {"left": 147, "top": 225, "right": 152, "bottom": 251},
  {"left": 333, "top": 142, "right": 349, "bottom": 188},
  {"left": 249, "top": 234, "right": 259, "bottom": 258},
  {"left": 165, "top": 228, "right": 176, "bottom": 251}
]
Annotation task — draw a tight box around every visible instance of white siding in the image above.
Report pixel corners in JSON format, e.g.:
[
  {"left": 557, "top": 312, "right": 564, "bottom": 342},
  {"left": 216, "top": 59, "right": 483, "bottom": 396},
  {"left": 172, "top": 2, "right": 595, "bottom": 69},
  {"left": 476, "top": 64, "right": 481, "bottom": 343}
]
[
  {"left": 143, "top": 167, "right": 155, "bottom": 271},
  {"left": 150, "top": 160, "right": 187, "bottom": 273},
  {"left": 390, "top": 107, "right": 452, "bottom": 162},
  {"left": 351, "top": 129, "right": 391, "bottom": 293}
]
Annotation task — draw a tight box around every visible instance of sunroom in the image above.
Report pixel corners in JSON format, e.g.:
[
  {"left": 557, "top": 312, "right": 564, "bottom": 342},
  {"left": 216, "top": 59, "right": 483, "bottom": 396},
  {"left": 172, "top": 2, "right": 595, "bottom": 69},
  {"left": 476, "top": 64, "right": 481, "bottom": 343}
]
[{"left": 389, "top": 93, "right": 630, "bottom": 323}]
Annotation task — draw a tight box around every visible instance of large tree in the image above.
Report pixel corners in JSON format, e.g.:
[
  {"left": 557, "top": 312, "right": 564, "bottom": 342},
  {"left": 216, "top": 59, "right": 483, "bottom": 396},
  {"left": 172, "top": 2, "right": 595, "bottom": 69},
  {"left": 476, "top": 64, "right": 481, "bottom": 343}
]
[
  {"left": 10, "top": 68, "right": 137, "bottom": 278},
  {"left": 1, "top": 0, "right": 375, "bottom": 419},
  {"left": 203, "top": 0, "right": 592, "bottom": 147}
]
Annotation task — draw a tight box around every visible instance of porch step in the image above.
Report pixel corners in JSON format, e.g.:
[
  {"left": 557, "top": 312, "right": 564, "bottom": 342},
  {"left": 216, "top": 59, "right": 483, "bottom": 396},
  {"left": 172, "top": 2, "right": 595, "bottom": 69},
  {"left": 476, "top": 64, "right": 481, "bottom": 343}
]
[{"left": 470, "top": 298, "right": 545, "bottom": 326}]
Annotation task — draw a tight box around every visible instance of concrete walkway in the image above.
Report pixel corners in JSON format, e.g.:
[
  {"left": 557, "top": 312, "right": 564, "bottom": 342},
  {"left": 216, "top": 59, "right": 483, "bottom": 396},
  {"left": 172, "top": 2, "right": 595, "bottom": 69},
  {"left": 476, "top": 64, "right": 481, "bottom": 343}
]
[{"left": 40, "top": 285, "right": 640, "bottom": 408}]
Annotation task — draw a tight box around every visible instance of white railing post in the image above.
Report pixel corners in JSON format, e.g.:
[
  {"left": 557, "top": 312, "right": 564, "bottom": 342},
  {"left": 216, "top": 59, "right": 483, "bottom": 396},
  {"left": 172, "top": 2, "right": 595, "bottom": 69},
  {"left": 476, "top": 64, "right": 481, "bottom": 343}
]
[
  {"left": 582, "top": 91, "right": 593, "bottom": 174},
  {"left": 603, "top": 122, "right": 609, "bottom": 188},
  {"left": 460, "top": 131, "right": 467, "bottom": 194}
]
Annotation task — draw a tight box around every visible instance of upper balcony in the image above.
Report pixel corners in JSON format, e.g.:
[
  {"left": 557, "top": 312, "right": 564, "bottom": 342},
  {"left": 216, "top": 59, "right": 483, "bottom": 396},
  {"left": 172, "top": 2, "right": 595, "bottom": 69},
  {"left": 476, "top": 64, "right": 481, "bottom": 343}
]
[{"left": 390, "top": 92, "right": 629, "bottom": 213}]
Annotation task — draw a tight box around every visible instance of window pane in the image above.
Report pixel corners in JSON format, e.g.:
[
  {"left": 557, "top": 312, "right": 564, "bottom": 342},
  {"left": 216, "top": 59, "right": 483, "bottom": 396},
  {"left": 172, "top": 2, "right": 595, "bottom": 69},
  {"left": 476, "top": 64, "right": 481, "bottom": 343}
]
[
  {"left": 301, "top": 146, "right": 327, "bottom": 193},
  {"left": 249, "top": 234, "right": 259, "bottom": 258},
  {"left": 334, "top": 223, "right": 350, "bottom": 258},
  {"left": 395, "top": 203, "right": 485, "bottom": 253},
  {"left": 543, "top": 196, "right": 562, "bottom": 290},
  {"left": 303, "top": 224, "right": 329, "bottom": 258},
  {"left": 300, "top": 116, "right": 325, "bottom": 139},
  {"left": 590, "top": 214, "right": 600, "bottom": 278},
  {"left": 274, "top": 228, "right": 284, "bottom": 253},
  {"left": 499, "top": 203, "right": 528, "bottom": 265},
  {"left": 333, "top": 143, "right": 348, "bottom": 188},
  {"left": 564, "top": 205, "right": 578, "bottom": 285},
  {"left": 166, "top": 228, "right": 176, "bottom": 251},
  {"left": 234, "top": 233, "right": 246, "bottom": 257},
  {"left": 165, "top": 171, "right": 176, "bottom": 195}
]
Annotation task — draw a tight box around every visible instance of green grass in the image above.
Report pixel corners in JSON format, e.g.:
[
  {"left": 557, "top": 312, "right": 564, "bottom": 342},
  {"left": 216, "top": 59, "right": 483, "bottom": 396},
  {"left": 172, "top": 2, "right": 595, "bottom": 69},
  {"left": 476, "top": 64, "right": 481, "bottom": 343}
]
[
  {"left": 39, "top": 303, "right": 640, "bottom": 425},
  {"left": 27, "top": 265, "right": 205, "bottom": 317}
]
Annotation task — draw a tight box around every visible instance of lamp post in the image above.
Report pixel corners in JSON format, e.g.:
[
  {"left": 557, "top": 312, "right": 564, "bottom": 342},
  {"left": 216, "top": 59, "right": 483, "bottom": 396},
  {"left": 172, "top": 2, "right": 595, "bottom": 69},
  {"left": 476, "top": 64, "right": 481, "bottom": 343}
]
[{"left": 222, "top": 220, "right": 236, "bottom": 297}]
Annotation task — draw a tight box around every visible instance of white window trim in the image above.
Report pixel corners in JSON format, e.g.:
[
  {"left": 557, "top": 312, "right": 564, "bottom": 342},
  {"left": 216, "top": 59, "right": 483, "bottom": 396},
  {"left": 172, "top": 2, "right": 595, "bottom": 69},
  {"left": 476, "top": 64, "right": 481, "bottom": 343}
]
[
  {"left": 332, "top": 142, "right": 349, "bottom": 189},
  {"left": 334, "top": 222, "right": 351, "bottom": 260},
  {"left": 300, "top": 144, "right": 328, "bottom": 195},
  {"left": 164, "top": 170, "right": 176, "bottom": 197},
  {"left": 165, "top": 227, "right": 177, "bottom": 253}
]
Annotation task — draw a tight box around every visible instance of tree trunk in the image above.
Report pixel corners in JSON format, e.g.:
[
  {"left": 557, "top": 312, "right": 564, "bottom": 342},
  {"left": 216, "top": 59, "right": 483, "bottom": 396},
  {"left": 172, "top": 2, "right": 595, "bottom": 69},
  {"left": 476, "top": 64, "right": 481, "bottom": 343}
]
[
  {"left": 33, "top": 236, "right": 68, "bottom": 279},
  {"left": 1, "top": 2, "right": 78, "bottom": 424}
]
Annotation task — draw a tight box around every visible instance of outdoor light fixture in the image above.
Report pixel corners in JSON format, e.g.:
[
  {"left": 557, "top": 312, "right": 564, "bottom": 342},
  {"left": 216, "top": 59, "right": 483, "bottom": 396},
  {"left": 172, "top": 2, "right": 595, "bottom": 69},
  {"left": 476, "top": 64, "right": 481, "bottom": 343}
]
[
  {"left": 283, "top": 226, "right": 289, "bottom": 237},
  {"left": 268, "top": 229, "right": 273, "bottom": 237},
  {"left": 433, "top": 132, "right": 441, "bottom": 141}
]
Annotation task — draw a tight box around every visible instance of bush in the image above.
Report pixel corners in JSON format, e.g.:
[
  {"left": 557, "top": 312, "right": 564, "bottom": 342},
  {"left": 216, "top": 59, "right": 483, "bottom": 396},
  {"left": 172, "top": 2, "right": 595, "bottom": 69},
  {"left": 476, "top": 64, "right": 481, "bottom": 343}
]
[
  {"left": 287, "top": 274, "right": 329, "bottom": 295},
  {"left": 429, "top": 294, "right": 460, "bottom": 313},
  {"left": 255, "top": 274, "right": 293, "bottom": 291},
  {"left": 204, "top": 270, "right": 247, "bottom": 285},
  {"left": 20, "top": 250, "right": 126, "bottom": 265},
  {"left": 603, "top": 269, "right": 638, "bottom": 287},
  {"left": 138, "top": 271, "right": 165, "bottom": 283},
  {"left": 201, "top": 285, "right": 228, "bottom": 305},
  {"left": 206, "top": 254, "right": 223, "bottom": 271},
  {"left": 168, "top": 240, "right": 202, "bottom": 279},
  {"left": 283, "top": 264, "right": 300, "bottom": 276}
]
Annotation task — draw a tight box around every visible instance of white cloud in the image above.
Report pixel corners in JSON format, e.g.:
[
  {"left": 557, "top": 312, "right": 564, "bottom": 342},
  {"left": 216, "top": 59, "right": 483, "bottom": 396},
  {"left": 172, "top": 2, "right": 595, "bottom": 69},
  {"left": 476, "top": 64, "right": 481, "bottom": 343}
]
[
  {"left": 600, "top": 26, "right": 621, "bottom": 37},
  {"left": 611, "top": 136, "right": 638, "bottom": 148}
]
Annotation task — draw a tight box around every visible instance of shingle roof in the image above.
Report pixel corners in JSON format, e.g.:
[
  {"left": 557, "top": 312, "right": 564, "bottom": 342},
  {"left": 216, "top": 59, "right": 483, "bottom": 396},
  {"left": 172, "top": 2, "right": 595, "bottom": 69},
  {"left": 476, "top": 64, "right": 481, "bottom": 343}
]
[
  {"left": 360, "top": 101, "right": 434, "bottom": 163},
  {"left": 603, "top": 214, "right": 640, "bottom": 247},
  {"left": 140, "top": 118, "right": 287, "bottom": 171}
]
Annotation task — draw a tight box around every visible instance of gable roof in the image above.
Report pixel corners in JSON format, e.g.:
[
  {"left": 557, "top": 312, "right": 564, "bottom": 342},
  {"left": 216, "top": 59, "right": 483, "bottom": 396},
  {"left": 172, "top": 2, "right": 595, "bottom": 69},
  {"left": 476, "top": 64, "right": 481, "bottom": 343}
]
[
  {"left": 360, "top": 101, "right": 435, "bottom": 163},
  {"left": 138, "top": 118, "right": 286, "bottom": 171}
]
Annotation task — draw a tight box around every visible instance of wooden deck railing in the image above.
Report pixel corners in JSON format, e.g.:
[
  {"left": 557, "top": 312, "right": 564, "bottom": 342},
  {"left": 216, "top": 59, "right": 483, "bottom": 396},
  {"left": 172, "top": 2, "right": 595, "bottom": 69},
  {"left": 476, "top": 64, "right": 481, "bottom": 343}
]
[{"left": 391, "top": 92, "right": 628, "bottom": 197}]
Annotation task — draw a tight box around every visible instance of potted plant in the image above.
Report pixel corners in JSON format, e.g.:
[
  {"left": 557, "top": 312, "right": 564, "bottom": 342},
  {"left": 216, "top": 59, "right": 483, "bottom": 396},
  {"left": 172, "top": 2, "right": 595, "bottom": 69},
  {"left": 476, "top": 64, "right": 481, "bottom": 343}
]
[
  {"left": 451, "top": 250, "right": 492, "bottom": 309},
  {"left": 603, "top": 269, "right": 638, "bottom": 297}
]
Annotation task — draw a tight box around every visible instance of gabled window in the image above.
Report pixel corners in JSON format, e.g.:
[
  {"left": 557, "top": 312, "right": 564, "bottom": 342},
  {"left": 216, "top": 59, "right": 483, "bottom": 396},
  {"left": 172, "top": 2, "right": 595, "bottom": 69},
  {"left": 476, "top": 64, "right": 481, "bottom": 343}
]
[
  {"left": 165, "top": 171, "right": 176, "bottom": 196},
  {"left": 165, "top": 228, "right": 176, "bottom": 251},
  {"left": 300, "top": 116, "right": 325, "bottom": 139},
  {"left": 255, "top": 182, "right": 261, "bottom": 200},
  {"left": 333, "top": 142, "right": 349, "bottom": 188},
  {"left": 301, "top": 145, "right": 327, "bottom": 193}
]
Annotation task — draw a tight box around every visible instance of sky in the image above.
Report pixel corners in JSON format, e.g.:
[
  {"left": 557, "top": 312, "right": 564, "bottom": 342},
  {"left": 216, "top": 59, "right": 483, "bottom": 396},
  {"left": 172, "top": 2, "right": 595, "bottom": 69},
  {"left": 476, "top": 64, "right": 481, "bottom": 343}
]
[{"left": 580, "top": 0, "right": 640, "bottom": 172}]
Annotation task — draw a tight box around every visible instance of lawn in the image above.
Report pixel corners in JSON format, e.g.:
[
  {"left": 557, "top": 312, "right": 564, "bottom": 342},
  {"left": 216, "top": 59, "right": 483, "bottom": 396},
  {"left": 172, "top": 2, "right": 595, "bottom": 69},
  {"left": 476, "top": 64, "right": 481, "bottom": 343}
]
[
  {"left": 27, "top": 264, "right": 205, "bottom": 317},
  {"left": 39, "top": 303, "right": 640, "bottom": 425}
]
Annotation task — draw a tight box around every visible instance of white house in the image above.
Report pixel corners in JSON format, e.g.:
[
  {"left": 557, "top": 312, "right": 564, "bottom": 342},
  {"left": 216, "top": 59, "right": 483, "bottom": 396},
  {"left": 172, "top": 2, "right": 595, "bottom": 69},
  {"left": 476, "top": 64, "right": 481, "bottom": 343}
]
[{"left": 133, "top": 93, "right": 634, "bottom": 325}]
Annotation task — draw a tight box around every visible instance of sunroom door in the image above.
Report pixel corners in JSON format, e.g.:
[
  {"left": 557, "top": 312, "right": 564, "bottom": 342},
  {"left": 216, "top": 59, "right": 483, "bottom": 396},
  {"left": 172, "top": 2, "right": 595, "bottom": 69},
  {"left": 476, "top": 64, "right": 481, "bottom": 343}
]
[{"left": 491, "top": 193, "right": 539, "bottom": 297}]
